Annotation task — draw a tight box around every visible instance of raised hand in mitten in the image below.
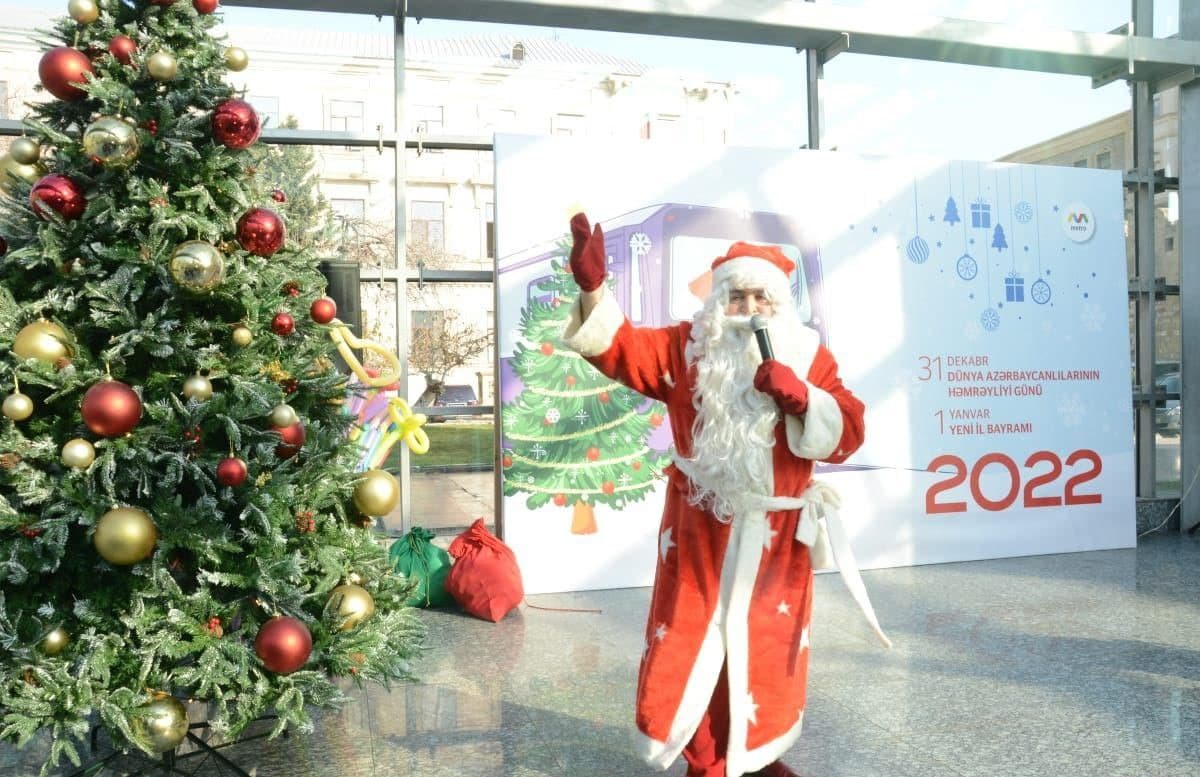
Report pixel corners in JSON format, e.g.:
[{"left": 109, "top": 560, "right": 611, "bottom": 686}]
[
  {"left": 568, "top": 212, "right": 607, "bottom": 292},
  {"left": 754, "top": 360, "right": 810, "bottom": 416}
]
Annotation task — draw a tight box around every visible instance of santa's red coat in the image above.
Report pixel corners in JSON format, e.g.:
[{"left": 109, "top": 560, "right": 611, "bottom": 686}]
[{"left": 564, "top": 290, "right": 867, "bottom": 775}]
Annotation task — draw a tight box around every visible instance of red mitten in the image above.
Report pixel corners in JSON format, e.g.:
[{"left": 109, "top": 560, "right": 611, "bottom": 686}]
[
  {"left": 446, "top": 518, "right": 524, "bottom": 622},
  {"left": 754, "top": 360, "right": 809, "bottom": 416},
  {"left": 568, "top": 212, "right": 607, "bottom": 292}
]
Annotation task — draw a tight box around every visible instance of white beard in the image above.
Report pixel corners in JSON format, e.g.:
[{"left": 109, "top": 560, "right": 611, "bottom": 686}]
[{"left": 683, "top": 293, "right": 811, "bottom": 520}]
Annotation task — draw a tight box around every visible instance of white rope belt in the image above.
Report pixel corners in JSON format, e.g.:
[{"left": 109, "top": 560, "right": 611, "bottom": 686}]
[{"left": 672, "top": 455, "right": 891, "bottom": 648}]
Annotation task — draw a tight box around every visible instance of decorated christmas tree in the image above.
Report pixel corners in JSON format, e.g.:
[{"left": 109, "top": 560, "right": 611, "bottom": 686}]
[
  {"left": 502, "top": 256, "right": 669, "bottom": 534},
  {"left": 0, "top": 2, "right": 422, "bottom": 772}
]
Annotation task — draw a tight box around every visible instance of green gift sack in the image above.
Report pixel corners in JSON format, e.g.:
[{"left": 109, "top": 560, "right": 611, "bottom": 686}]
[{"left": 389, "top": 526, "right": 453, "bottom": 607}]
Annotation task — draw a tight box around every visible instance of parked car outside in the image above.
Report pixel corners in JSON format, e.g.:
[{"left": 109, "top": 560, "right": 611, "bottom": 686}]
[
  {"left": 1154, "top": 372, "right": 1181, "bottom": 437},
  {"left": 417, "top": 384, "right": 478, "bottom": 422}
]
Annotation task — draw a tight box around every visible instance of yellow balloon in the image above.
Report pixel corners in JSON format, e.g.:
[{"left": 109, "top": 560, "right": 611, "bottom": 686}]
[
  {"left": 93, "top": 506, "right": 157, "bottom": 565},
  {"left": 387, "top": 398, "right": 429, "bottom": 455},
  {"left": 12, "top": 320, "right": 72, "bottom": 363},
  {"left": 327, "top": 583, "right": 375, "bottom": 631},
  {"left": 352, "top": 469, "right": 400, "bottom": 516},
  {"left": 327, "top": 323, "right": 401, "bottom": 388}
]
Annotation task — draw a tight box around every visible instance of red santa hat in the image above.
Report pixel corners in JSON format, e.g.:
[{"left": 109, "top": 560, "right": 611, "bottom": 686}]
[{"left": 709, "top": 242, "right": 795, "bottom": 306}]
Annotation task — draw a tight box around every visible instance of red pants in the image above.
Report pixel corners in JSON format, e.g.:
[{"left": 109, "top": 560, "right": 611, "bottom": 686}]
[{"left": 682, "top": 664, "right": 730, "bottom": 777}]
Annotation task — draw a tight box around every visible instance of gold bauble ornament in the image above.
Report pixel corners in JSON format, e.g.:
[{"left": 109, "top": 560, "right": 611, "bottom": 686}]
[
  {"left": 38, "top": 626, "right": 69, "bottom": 656},
  {"left": 268, "top": 403, "right": 298, "bottom": 428},
  {"left": 182, "top": 373, "right": 213, "bottom": 401},
  {"left": 61, "top": 437, "right": 96, "bottom": 469},
  {"left": 9, "top": 138, "right": 41, "bottom": 165},
  {"left": 93, "top": 506, "right": 157, "bottom": 565},
  {"left": 231, "top": 325, "right": 253, "bottom": 347},
  {"left": 147, "top": 51, "right": 178, "bottom": 81},
  {"left": 133, "top": 692, "right": 188, "bottom": 753},
  {"left": 352, "top": 469, "right": 400, "bottom": 516},
  {"left": 67, "top": 0, "right": 99, "bottom": 23},
  {"left": 347, "top": 571, "right": 363, "bottom": 585},
  {"left": 12, "top": 320, "right": 72, "bottom": 364},
  {"left": 224, "top": 47, "right": 248, "bottom": 72},
  {"left": 169, "top": 241, "right": 225, "bottom": 294},
  {"left": 327, "top": 583, "right": 375, "bottom": 631},
  {"left": 3, "top": 392, "right": 33, "bottom": 421},
  {"left": 82, "top": 116, "right": 140, "bottom": 168},
  {"left": 0, "top": 153, "right": 45, "bottom": 196}
]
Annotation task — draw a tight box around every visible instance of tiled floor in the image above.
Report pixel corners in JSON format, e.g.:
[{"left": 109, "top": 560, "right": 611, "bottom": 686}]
[{"left": 4, "top": 533, "right": 1198, "bottom": 776}]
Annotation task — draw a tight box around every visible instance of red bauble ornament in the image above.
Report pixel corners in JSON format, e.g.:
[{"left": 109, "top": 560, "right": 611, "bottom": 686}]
[
  {"left": 108, "top": 35, "right": 137, "bottom": 65},
  {"left": 271, "top": 311, "right": 295, "bottom": 336},
  {"left": 236, "top": 207, "right": 285, "bottom": 257},
  {"left": 193, "top": 0, "right": 218, "bottom": 13},
  {"left": 649, "top": 413, "right": 664, "bottom": 428},
  {"left": 540, "top": 342, "right": 554, "bottom": 356},
  {"left": 553, "top": 493, "right": 567, "bottom": 507},
  {"left": 211, "top": 99, "right": 261, "bottom": 150},
  {"left": 586, "top": 447, "right": 600, "bottom": 462},
  {"left": 309, "top": 297, "right": 336, "bottom": 324},
  {"left": 30, "top": 174, "right": 86, "bottom": 221},
  {"left": 81, "top": 380, "right": 142, "bottom": 437},
  {"left": 254, "top": 616, "right": 312, "bottom": 674},
  {"left": 632, "top": 461, "right": 643, "bottom": 471},
  {"left": 565, "top": 375, "right": 576, "bottom": 387},
  {"left": 274, "top": 422, "right": 305, "bottom": 459},
  {"left": 216, "top": 456, "right": 248, "bottom": 487},
  {"left": 39, "top": 47, "right": 94, "bottom": 101},
  {"left": 270, "top": 188, "right": 286, "bottom": 203},
  {"left": 144, "top": 119, "right": 158, "bottom": 135},
  {"left": 599, "top": 391, "right": 610, "bottom": 404},
  {"left": 602, "top": 481, "right": 615, "bottom": 495},
  {"left": 501, "top": 455, "right": 512, "bottom": 468}
]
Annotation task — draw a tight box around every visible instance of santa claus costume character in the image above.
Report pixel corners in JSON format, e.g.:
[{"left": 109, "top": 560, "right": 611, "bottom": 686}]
[{"left": 561, "top": 213, "right": 891, "bottom": 777}]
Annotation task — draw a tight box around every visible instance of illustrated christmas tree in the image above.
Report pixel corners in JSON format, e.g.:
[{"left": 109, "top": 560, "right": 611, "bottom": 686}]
[
  {"left": 0, "top": 2, "right": 421, "bottom": 773},
  {"left": 943, "top": 196, "right": 960, "bottom": 225},
  {"left": 501, "top": 255, "right": 670, "bottom": 534},
  {"left": 992, "top": 223, "right": 1008, "bottom": 250}
]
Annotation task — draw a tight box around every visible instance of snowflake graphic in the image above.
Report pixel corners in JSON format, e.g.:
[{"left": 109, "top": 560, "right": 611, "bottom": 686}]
[
  {"left": 530, "top": 444, "right": 547, "bottom": 460},
  {"left": 574, "top": 409, "right": 590, "bottom": 424},
  {"left": 1057, "top": 394, "right": 1086, "bottom": 427},
  {"left": 1080, "top": 304, "right": 1105, "bottom": 332},
  {"left": 545, "top": 408, "right": 560, "bottom": 423},
  {"left": 629, "top": 232, "right": 652, "bottom": 256},
  {"left": 1013, "top": 201, "right": 1034, "bottom": 223}
]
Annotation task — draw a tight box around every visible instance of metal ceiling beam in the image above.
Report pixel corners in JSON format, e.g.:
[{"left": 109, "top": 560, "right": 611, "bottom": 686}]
[{"left": 222, "top": 0, "right": 1200, "bottom": 86}]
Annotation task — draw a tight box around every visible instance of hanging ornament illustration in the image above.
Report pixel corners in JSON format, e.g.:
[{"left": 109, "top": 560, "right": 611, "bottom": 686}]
[
  {"left": 905, "top": 178, "right": 930, "bottom": 264},
  {"left": 977, "top": 163, "right": 999, "bottom": 332},
  {"left": 1014, "top": 200, "right": 1034, "bottom": 223},
  {"left": 1028, "top": 167, "right": 1053, "bottom": 305},
  {"left": 980, "top": 307, "right": 1001, "bottom": 331},
  {"left": 1005, "top": 272, "right": 1025, "bottom": 302},
  {"left": 953, "top": 164, "right": 977, "bottom": 280}
]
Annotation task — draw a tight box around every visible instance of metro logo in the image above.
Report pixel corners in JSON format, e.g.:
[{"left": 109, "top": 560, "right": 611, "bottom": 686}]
[{"left": 1062, "top": 202, "right": 1095, "bottom": 242}]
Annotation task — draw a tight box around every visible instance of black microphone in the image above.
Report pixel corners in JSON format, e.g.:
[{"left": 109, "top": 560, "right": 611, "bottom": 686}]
[{"left": 749, "top": 314, "right": 773, "bottom": 361}]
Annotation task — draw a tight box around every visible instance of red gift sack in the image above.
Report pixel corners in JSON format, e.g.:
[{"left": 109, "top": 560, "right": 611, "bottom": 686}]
[{"left": 446, "top": 518, "right": 524, "bottom": 622}]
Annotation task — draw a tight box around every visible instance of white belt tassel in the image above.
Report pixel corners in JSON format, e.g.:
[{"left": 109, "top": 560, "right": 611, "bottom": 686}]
[{"left": 673, "top": 456, "right": 892, "bottom": 649}]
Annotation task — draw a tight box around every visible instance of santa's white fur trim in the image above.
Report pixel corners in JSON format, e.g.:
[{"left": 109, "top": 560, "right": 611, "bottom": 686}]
[
  {"left": 563, "top": 287, "right": 624, "bottom": 356},
  {"left": 731, "top": 712, "right": 806, "bottom": 776},
  {"left": 710, "top": 256, "right": 793, "bottom": 308},
  {"left": 785, "top": 384, "right": 843, "bottom": 460},
  {"left": 635, "top": 617, "right": 728, "bottom": 769}
]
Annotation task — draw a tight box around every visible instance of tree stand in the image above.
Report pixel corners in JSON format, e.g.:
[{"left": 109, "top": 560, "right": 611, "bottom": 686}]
[{"left": 69, "top": 717, "right": 283, "bottom": 776}]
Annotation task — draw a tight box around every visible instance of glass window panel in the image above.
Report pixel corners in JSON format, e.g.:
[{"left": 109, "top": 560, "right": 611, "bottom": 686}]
[
  {"left": 405, "top": 281, "right": 496, "bottom": 539},
  {"left": 822, "top": 1, "right": 1132, "bottom": 33},
  {"left": 217, "top": 8, "right": 395, "bottom": 134},
  {"left": 247, "top": 95, "right": 281, "bottom": 130}
]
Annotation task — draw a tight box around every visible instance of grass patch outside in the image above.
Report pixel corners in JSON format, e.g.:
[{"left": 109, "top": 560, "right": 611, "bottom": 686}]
[{"left": 410, "top": 422, "right": 495, "bottom": 469}]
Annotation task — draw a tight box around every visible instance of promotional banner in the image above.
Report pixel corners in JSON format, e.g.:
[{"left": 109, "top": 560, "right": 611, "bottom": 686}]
[{"left": 496, "top": 134, "right": 1134, "bottom": 594}]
